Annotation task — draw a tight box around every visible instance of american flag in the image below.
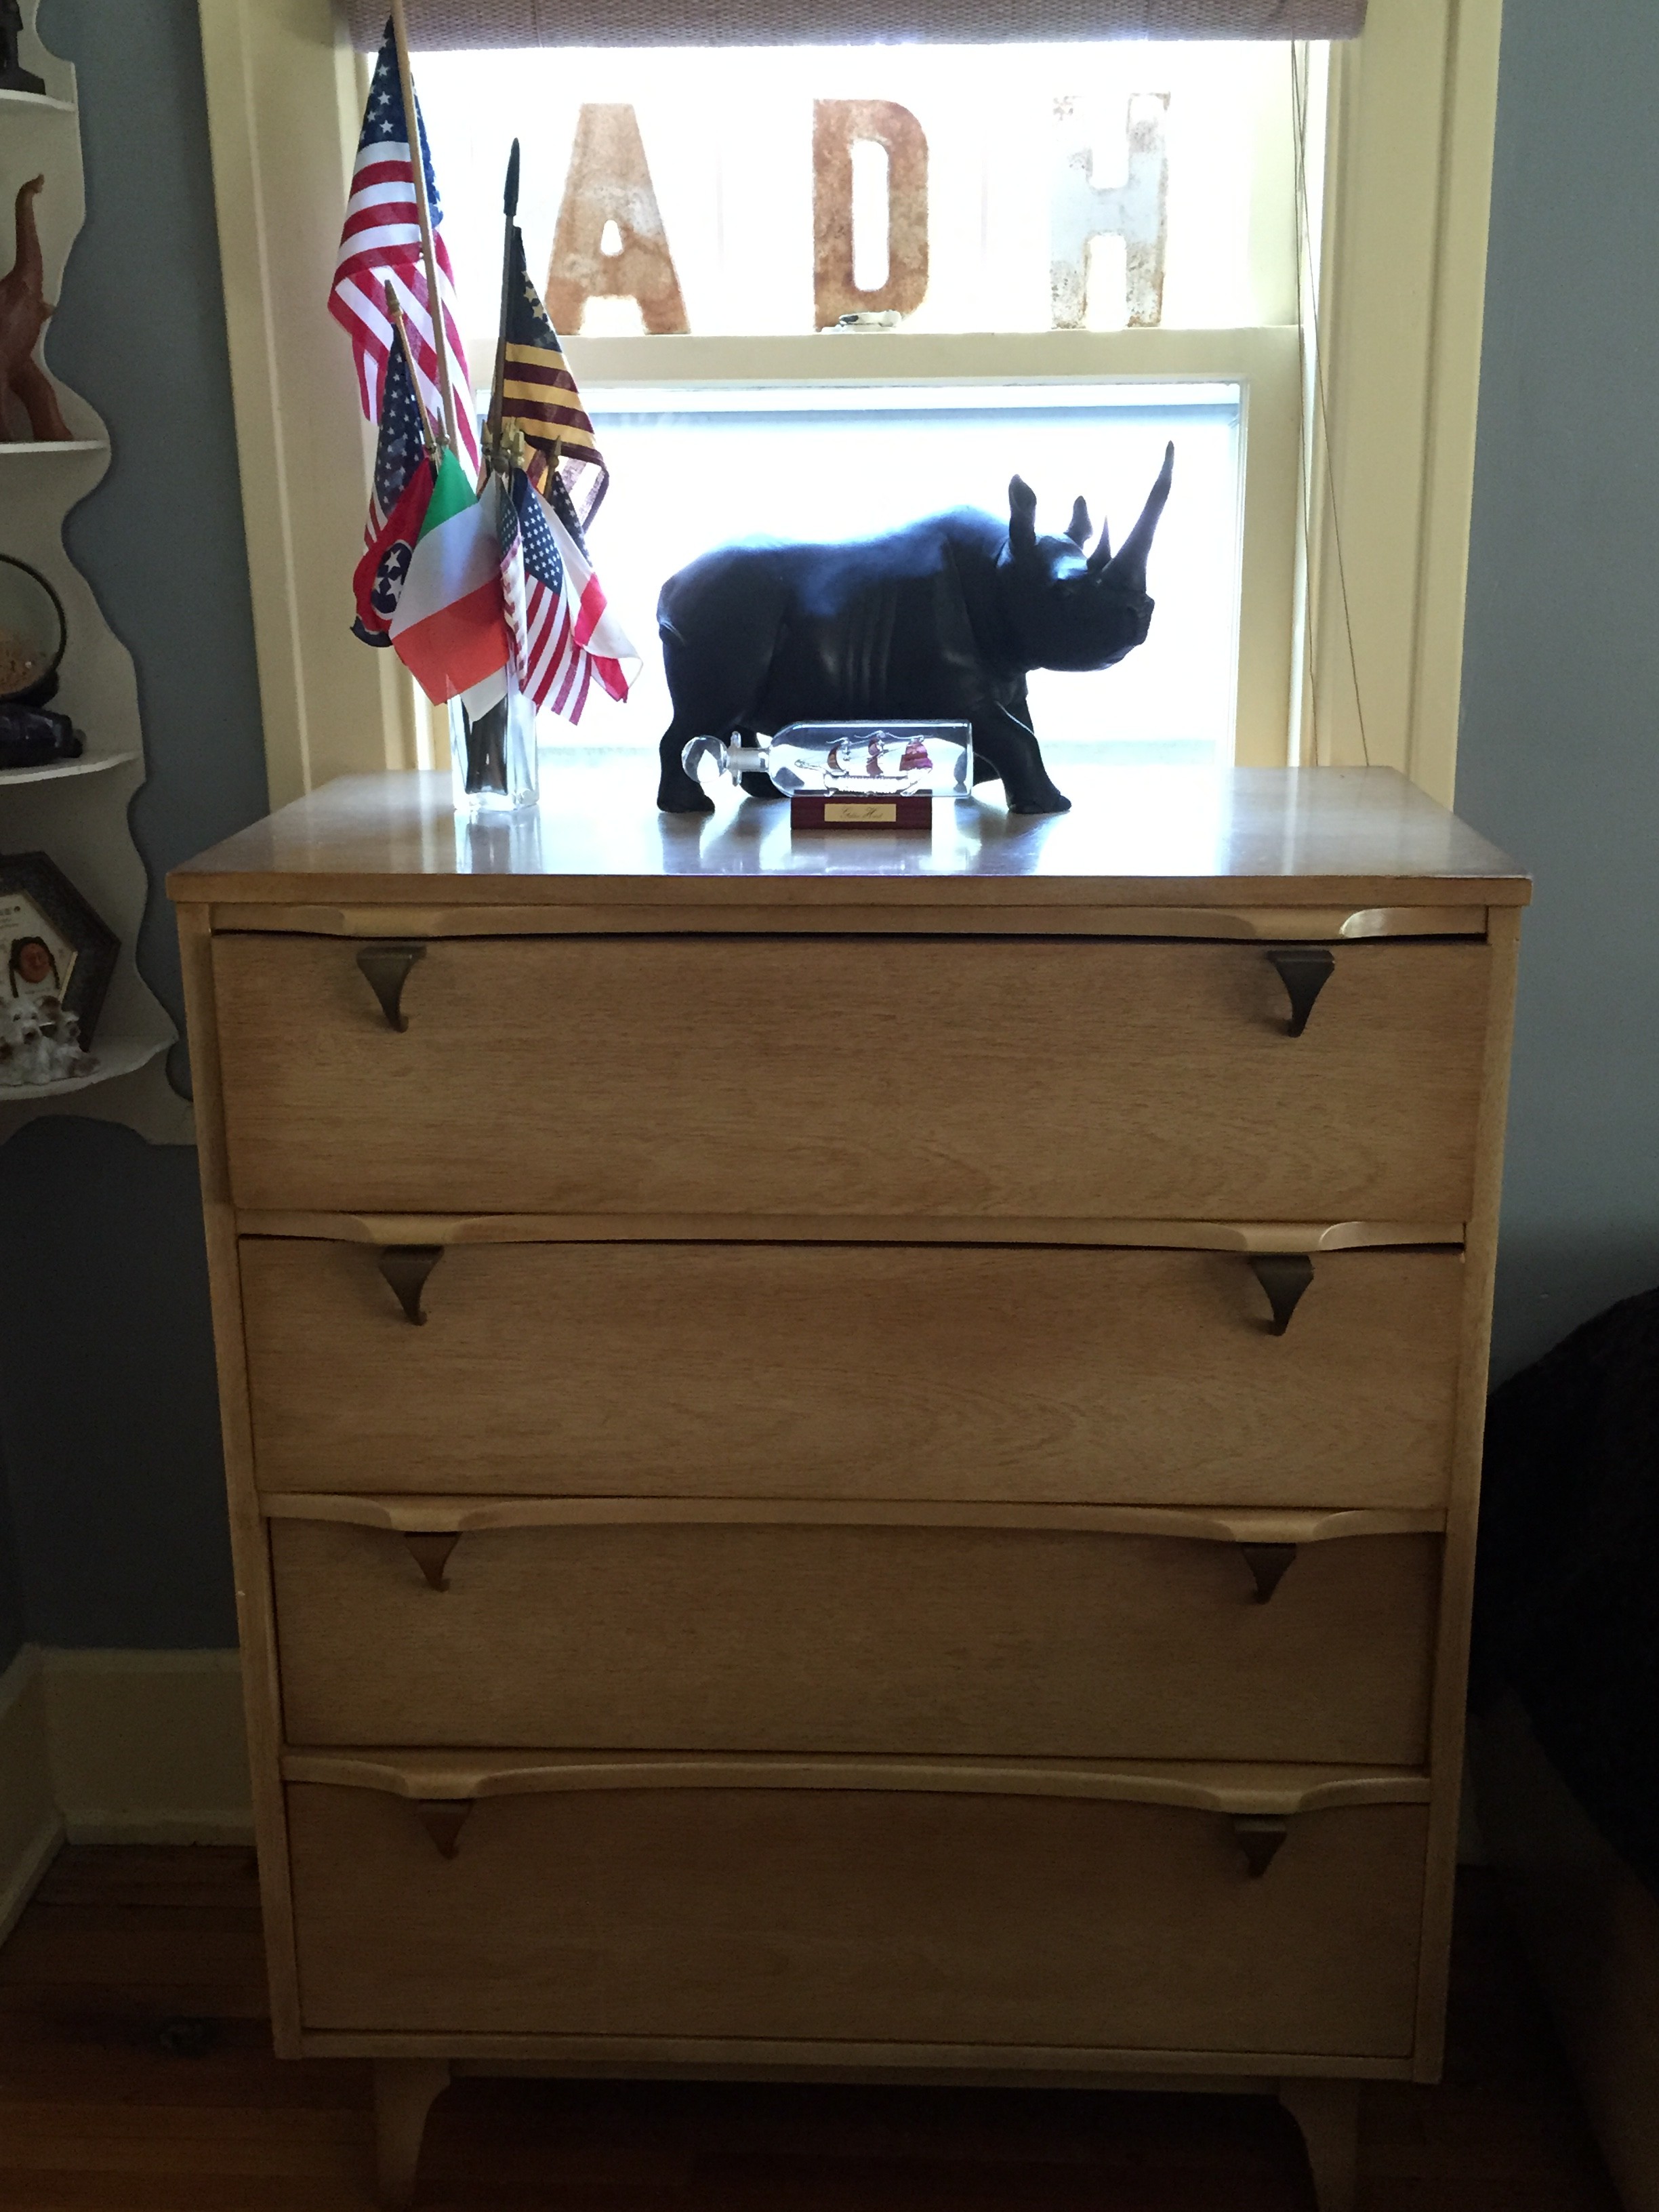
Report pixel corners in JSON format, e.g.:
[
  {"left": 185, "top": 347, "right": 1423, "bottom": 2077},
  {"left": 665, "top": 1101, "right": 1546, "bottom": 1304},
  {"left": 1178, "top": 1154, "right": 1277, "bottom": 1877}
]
[
  {"left": 498, "top": 468, "right": 636, "bottom": 723},
  {"left": 365, "top": 322, "right": 426, "bottom": 542},
  {"left": 328, "top": 23, "right": 480, "bottom": 477},
  {"left": 351, "top": 333, "right": 432, "bottom": 646}
]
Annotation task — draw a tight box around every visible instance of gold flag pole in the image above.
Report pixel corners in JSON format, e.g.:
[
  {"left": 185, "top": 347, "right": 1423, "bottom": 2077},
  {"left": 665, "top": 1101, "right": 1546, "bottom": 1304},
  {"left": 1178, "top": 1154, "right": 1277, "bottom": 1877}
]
[
  {"left": 388, "top": 0, "right": 459, "bottom": 454},
  {"left": 384, "top": 281, "right": 438, "bottom": 462}
]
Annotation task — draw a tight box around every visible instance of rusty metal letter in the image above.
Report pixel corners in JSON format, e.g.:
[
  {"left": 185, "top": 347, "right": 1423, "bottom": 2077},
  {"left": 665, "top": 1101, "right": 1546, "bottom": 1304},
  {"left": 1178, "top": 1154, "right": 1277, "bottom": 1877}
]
[
  {"left": 545, "top": 104, "right": 689, "bottom": 336},
  {"left": 1050, "top": 94, "right": 1169, "bottom": 330},
  {"left": 813, "top": 100, "right": 929, "bottom": 331}
]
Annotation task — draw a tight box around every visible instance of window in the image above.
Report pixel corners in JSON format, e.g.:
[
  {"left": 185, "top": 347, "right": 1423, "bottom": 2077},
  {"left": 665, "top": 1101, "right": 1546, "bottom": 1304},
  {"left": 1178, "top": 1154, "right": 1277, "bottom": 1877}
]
[
  {"left": 418, "top": 42, "right": 1295, "bottom": 340},
  {"left": 414, "top": 39, "right": 1299, "bottom": 769},
  {"left": 545, "top": 382, "right": 1243, "bottom": 763},
  {"left": 196, "top": 0, "right": 1503, "bottom": 811}
]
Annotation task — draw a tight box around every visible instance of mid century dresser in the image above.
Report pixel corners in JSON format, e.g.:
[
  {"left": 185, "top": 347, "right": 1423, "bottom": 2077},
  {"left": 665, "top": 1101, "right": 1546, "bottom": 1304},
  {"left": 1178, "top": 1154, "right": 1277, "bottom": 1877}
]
[{"left": 170, "top": 753, "right": 1527, "bottom": 2210}]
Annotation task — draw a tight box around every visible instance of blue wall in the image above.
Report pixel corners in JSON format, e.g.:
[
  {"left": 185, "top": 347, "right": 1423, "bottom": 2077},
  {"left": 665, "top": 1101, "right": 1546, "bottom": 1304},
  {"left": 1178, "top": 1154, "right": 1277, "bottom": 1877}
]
[
  {"left": 1455, "top": 0, "right": 1659, "bottom": 1378},
  {"left": 0, "top": 0, "right": 265, "bottom": 1654}
]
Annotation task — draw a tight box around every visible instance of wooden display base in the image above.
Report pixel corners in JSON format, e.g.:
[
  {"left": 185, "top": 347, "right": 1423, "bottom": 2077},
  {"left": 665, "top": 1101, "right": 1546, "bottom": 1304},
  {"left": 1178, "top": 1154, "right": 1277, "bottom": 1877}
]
[{"left": 791, "top": 792, "right": 933, "bottom": 831}]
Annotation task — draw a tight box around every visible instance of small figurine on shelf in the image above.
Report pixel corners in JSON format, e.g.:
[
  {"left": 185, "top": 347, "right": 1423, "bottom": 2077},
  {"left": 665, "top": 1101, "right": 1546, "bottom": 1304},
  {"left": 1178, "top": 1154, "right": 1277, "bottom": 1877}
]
[
  {"left": 0, "top": 2, "right": 45, "bottom": 96},
  {"left": 0, "top": 851, "right": 118, "bottom": 1050},
  {"left": 0, "top": 175, "right": 72, "bottom": 441},
  {"left": 0, "top": 990, "right": 94, "bottom": 1086}
]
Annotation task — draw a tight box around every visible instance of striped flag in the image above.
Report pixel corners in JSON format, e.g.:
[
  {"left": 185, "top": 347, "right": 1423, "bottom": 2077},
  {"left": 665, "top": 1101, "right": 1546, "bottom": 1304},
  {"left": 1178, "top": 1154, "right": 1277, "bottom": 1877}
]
[
  {"left": 351, "top": 327, "right": 433, "bottom": 645},
  {"left": 498, "top": 468, "right": 636, "bottom": 724},
  {"left": 498, "top": 228, "right": 607, "bottom": 525},
  {"left": 328, "top": 22, "right": 480, "bottom": 477}
]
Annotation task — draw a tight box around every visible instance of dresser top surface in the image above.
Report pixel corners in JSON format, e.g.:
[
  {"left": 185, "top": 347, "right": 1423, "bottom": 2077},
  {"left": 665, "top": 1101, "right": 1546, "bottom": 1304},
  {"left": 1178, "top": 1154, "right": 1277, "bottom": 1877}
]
[{"left": 169, "top": 751, "right": 1529, "bottom": 910}]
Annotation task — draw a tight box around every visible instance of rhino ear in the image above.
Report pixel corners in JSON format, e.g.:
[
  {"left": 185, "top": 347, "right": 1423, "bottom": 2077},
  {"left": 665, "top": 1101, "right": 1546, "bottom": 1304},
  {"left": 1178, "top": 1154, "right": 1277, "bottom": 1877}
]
[
  {"left": 1065, "top": 496, "right": 1092, "bottom": 549},
  {"left": 1008, "top": 476, "right": 1039, "bottom": 560}
]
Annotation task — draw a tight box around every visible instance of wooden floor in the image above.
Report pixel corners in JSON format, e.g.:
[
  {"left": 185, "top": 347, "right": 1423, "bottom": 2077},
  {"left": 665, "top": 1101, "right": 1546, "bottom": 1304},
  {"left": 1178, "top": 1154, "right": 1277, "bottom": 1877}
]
[{"left": 0, "top": 1848, "right": 1622, "bottom": 2211}]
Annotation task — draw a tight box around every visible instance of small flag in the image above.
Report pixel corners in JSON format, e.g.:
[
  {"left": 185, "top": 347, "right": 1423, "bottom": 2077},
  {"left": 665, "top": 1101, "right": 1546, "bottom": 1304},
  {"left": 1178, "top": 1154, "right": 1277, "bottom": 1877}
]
[
  {"left": 497, "top": 467, "right": 636, "bottom": 723},
  {"left": 352, "top": 331, "right": 432, "bottom": 645},
  {"left": 498, "top": 228, "right": 608, "bottom": 526},
  {"left": 390, "top": 448, "right": 511, "bottom": 704},
  {"left": 353, "top": 463, "right": 434, "bottom": 645},
  {"left": 329, "top": 22, "right": 480, "bottom": 477}
]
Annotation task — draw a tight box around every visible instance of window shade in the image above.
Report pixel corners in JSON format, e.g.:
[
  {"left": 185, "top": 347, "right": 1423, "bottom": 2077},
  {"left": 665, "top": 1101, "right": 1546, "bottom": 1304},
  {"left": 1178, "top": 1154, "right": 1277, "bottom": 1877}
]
[{"left": 352, "top": 1, "right": 1366, "bottom": 47}]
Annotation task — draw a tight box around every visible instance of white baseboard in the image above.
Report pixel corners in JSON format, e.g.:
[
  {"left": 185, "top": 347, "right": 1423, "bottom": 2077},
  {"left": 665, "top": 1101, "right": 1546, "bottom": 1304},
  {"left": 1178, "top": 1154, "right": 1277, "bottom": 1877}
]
[
  {"left": 0, "top": 1810, "right": 66, "bottom": 1945},
  {"left": 39, "top": 1647, "right": 253, "bottom": 1847},
  {"left": 0, "top": 1647, "right": 65, "bottom": 1940},
  {"left": 0, "top": 1643, "right": 254, "bottom": 1937}
]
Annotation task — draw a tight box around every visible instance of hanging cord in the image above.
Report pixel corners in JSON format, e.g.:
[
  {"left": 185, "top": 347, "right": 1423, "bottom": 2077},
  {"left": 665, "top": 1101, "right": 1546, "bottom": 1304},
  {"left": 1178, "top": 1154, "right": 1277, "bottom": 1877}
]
[
  {"left": 1291, "top": 44, "right": 1321, "bottom": 764},
  {"left": 1290, "top": 44, "right": 1370, "bottom": 767}
]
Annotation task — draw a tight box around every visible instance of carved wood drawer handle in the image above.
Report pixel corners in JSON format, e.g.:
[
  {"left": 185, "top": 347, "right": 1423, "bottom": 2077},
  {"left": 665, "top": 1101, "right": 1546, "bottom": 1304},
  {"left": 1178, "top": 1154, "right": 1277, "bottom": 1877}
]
[
  {"left": 1237, "top": 1542, "right": 1298, "bottom": 1604},
  {"left": 1266, "top": 946, "right": 1335, "bottom": 1036},
  {"left": 356, "top": 941, "right": 426, "bottom": 1030},
  {"left": 377, "top": 1246, "right": 444, "bottom": 1326},
  {"left": 412, "top": 1801, "right": 472, "bottom": 1859},
  {"left": 402, "top": 1532, "right": 459, "bottom": 1591},
  {"left": 1246, "top": 1252, "right": 1314, "bottom": 1336},
  {"left": 410, "top": 1801, "right": 1288, "bottom": 1874},
  {"left": 1231, "top": 1814, "right": 1290, "bottom": 1878}
]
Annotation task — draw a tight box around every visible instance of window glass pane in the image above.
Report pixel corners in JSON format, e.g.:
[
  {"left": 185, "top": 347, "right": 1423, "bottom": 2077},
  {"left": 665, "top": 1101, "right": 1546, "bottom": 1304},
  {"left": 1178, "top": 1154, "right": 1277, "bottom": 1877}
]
[
  {"left": 418, "top": 42, "right": 1297, "bottom": 344},
  {"left": 554, "top": 382, "right": 1237, "bottom": 762}
]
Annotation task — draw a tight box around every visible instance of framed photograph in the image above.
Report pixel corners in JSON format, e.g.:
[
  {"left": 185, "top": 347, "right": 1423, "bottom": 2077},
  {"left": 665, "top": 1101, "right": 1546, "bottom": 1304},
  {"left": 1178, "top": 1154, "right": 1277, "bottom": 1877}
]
[{"left": 0, "top": 851, "right": 119, "bottom": 1046}]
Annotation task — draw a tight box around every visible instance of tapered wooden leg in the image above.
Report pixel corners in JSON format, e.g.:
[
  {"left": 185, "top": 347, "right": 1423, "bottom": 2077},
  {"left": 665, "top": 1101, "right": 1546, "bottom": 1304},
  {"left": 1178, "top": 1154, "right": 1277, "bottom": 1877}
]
[
  {"left": 374, "top": 2059, "right": 449, "bottom": 2209},
  {"left": 1279, "top": 2077, "right": 1359, "bottom": 2212}
]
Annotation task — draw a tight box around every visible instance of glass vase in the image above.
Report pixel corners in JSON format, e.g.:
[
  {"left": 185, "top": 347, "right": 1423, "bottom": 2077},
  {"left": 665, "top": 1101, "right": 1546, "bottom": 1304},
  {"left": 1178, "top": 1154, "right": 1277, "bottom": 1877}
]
[{"left": 449, "top": 659, "right": 539, "bottom": 818}]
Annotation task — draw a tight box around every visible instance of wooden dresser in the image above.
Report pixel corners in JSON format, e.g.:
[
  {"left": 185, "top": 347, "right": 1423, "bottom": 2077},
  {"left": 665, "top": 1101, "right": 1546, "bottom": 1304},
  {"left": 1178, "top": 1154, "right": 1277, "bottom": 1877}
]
[{"left": 169, "top": 754, "right": 1527, "bottom": 2211}]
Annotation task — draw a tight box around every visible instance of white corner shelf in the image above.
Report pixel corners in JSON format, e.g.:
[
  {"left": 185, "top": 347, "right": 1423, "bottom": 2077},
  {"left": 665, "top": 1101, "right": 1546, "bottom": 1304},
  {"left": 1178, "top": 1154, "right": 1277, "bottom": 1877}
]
[
  {"left": 0, "top": 1032, "right": 166, "bottom": 1101},
  {"left": 0, "top": 87, "right": 75, "bottom": 112},
  {"left": 0, "top": 748, "right": 138, "bottom": 787},
  {"left": 0, "top": 5, "right": 186, "bottom": 1150},
  {"left": 0, "top": 438, "right": 105, "bottom": 456}
]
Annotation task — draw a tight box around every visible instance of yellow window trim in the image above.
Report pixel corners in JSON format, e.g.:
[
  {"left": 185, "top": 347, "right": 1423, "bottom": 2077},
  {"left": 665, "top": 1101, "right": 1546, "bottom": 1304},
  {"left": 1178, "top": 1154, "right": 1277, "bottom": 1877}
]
[{"left": 197, "top": 0, "right": 1502, "bottom": 811}]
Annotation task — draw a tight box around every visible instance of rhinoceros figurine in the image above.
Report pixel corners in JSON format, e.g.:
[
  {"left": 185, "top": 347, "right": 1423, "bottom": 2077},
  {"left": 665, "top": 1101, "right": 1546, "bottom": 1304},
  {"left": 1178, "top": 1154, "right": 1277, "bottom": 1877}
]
[{"left": 655, "top": 443, "right": 1173, "bottom": 817}]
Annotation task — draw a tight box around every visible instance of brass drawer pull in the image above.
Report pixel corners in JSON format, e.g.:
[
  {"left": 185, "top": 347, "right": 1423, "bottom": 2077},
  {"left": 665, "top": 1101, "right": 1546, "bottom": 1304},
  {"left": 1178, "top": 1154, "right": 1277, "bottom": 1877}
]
[
  {"left": 377, "top": 1246, "right": 443, "bottom": 1326},
  {"left": 1238, "top": 1542, "right": 1298, "bottom": 1604},
  {"left": 1266, "top": 946, "right": 1335, "bottom": 1036},
  {"left": 1231, "top": 1814, "right": 1289, "bottom": 1878},
  {"left": 356, "top": 941, "right": 426, "bottom": 1031},
  {"left": 402, "top": 1532, "right": 459, "bottom": 1591},
  {"left": 1246, "top": 1252, "right": 1314, "bottom": 1336},
  {"left": 412, "top": 1801, "right": 472, "bottom": 1859}
]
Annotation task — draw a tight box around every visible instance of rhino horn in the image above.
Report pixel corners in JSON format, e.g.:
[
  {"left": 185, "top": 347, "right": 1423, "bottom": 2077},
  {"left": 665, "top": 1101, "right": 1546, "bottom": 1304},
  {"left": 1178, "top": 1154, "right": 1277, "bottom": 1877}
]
[{"left": 1088, "top": 443, "right": 1174, "bottom": 586}]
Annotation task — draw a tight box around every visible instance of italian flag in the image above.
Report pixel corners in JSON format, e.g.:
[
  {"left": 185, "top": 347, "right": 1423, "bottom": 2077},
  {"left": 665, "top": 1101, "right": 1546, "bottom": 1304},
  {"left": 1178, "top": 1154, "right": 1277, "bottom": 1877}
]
[{"left": 390, "top": 449, "right": 510, "bottom": 703}]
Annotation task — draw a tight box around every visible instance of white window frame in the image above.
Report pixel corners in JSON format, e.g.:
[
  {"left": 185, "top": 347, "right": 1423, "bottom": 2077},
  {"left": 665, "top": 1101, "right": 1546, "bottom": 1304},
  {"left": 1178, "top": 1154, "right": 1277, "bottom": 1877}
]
[{"left": 197, "top": 0, "right": 1501, "bottom": 812}]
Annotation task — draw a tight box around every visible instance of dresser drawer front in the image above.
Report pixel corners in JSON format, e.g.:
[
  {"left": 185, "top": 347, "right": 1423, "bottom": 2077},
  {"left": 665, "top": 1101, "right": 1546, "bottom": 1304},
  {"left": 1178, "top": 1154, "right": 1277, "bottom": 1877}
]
[
  {"left": 213, "top": 934, "right": 1490, "bottom": 1218},
  {"left": 287, "top": 1781, "right": 1427, "bottom": 2056},
  {"left": 243, "top": 1240, "right": 1464, "bottom": 1506},
  {"left": 271, "top": 1517, "right": 1437, "bottom": 1764}
]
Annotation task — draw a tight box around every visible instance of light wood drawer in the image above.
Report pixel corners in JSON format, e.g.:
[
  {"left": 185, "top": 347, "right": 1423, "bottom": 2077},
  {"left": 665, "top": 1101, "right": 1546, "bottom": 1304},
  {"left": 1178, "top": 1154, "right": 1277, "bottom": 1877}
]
[
  {"left": 213, "top": 934, "right": 1490, "bottom": 1218},
  {"left": 268, "top": 1508, "right": 1439, "bottom": 1764},
  {"left": 242, "top": 1239, "right": 1465, "bottom": 1505},
  {"left": 285, "top": 1759, "right": 1429, "bottom": 2057}
]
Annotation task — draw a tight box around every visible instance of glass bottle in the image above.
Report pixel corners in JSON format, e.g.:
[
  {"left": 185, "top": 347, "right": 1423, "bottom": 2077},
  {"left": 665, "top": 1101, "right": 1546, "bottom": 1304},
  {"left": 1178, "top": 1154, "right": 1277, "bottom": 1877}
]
[{"left": 683, "top": 721, "right": 973, "bottom": 798}]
